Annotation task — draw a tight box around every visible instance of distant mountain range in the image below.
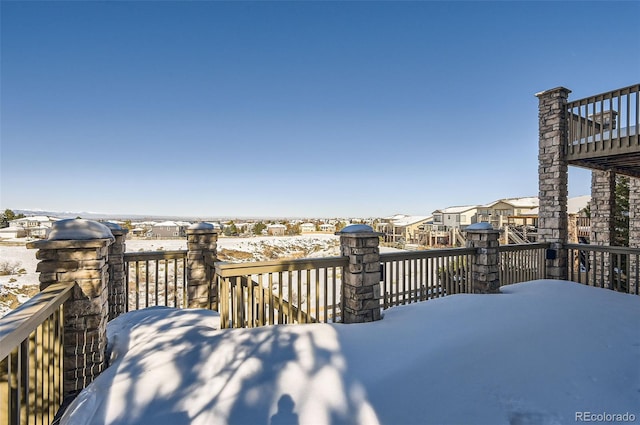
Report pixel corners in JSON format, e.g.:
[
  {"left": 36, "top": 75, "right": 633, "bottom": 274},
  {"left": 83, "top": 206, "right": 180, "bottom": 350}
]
[{"left": 11, "top": 209, "right": 320, "bottom": 222}]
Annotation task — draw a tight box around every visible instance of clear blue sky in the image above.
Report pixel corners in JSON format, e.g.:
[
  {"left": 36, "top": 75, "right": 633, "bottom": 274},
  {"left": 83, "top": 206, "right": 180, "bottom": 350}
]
[{"left": 1, "top": 1, "right": 638, "bottom": 218}]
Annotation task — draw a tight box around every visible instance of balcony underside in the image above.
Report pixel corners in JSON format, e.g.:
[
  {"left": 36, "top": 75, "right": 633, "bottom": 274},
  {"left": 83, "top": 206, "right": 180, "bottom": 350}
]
[{"left": 568, "top": 148, "right": 640, "bottom": 178}]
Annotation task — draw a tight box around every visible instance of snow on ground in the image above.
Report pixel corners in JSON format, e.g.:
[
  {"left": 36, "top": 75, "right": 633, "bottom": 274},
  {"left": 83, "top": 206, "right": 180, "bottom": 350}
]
[{"left": 61, "top": 280, "right": 640, "bottom": 425}]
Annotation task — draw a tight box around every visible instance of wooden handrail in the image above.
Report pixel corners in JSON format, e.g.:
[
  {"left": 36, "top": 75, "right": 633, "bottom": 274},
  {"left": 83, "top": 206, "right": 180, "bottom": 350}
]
[
  {"left": 215, "top": 256, "right": 348, "bottom": 277},
  {"left": 0, "top": 282, "right": 74, "bottom": 360},
  {"left": 123, "top": 250, "right": 187, "bottom": 261}
]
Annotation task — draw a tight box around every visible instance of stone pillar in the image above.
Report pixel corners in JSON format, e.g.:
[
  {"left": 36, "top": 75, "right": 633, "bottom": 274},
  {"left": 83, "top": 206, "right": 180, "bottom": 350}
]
[
  {"left": 628, "top": 177, "right": 640, "bottom": 294},
  {"left": 186, "top": 222, "right": 218, "bottom": 309},
  {"left": 590, "top": 170, "right": 616, "bottom": 287},
  {"left": 465, "top": 223, "right": 500, "bottom": 293},
  {"left": 27, "top": 219, "right": 114, "bottom": 399},
  {"left": 337, "top": 225, "right": 382, "bottom": 323},
  {"left": 103, "top": 222, "right": 128, "bottom": 320},
  {"left": 536, "top": 87, "right": 571, "bottom": 280},
  {"left": 590, "top": 170, "right": 616, "bottom": 245}
]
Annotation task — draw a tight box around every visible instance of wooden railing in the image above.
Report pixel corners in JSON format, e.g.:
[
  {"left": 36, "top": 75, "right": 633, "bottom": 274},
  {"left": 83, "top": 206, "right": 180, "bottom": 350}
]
[
  {"left": 576, "top": 217, "right": 591, "bottom": 239},
  {"left": 566, "top": 84, "right": 639, "bottom": 160},
  {"left": 498, "top": 243, "right": 549, "bottom": 286},
  {"left": 566, "top": 244, "right": 640, "bottom": 295},
  {"left": 123, "top": 250, "right": 188, "bottom": 311},
  {"left": 379, "top": 248, "right": 474, "bottom": 308},
  {"left": 0, "top": 283, "right": 73, "bottom": 425},
  {"left": 214, "top": 256, "right": 347, "bottom": 328}
]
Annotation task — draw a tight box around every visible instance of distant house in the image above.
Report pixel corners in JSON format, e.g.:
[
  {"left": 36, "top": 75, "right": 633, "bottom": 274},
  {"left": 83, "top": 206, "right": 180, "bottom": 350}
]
[
  {"left": 9, "top": 216, "right": 60, "bottom": 238},
  {"left": 319, "top": 223, "right": 336, "bottom": 233},
  {"left": 377, "top": 214, "right": 432, "bottom": 244},
  {"left": 150, "top": 221, "right": 190, "bottom": 238},
  {"left": 476, "top": 197, "right": 539, "bottom": 228},
  {"left": 0, "top": 226, "right": 27, "bottom": 239},
  {"left": 130, "top": 227, "right": 147, "bottom": 238},
  {"left": 300, "top": 223, "right": 316, "bottom": 234},
  {"left": 267, "top": 224, "right": 286, "bottom": 236},
  {"left": 432, "top": 206, "right": 479, "bottom": 229}
]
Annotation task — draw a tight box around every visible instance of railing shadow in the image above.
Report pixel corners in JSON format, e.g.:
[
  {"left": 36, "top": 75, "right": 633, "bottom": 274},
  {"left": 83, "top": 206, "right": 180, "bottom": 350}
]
[{"left": 60, "top": 307, "right": 379, "bottom": 424}]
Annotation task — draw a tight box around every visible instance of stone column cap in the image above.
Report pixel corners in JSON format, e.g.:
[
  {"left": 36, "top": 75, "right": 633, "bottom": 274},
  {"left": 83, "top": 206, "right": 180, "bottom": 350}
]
[
  {"left": 187, "top": 222, "right": 217, "bottom": 234},
  {"left": 535, "top": 86, "right": 571, "bottom": 98},
  {"left": 47, "top": 219, "right": 115, "bottom": 242},
  {"left": 335, "top": 224, "right": 382, "bottom": 237},
  {"left": 103, "top": 221, "right": 128, "bottom": 236},
  {"left": 465, "top": 222, "right": 499, "bottom": 234}
]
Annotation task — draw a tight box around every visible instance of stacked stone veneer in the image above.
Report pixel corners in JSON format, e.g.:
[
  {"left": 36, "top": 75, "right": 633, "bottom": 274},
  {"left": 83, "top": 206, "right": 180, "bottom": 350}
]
[
  {"left": 337, "top": 225, "right": 382, "bottom": 323},
  {"left": 465, "top": 224, "right": 500, "bottom": 293},
  {"left": 629, "top": 177, "right": 640, "bottom": 294},
  {"left": 536, "top": 87, "right": 570, "bottom": 280},
  {"left": 590, "top": 170, "right": 616, "bottom": 287},
  {"left": 590, "top": 170, "right": 616, "bottom": 245},
  {"left": 186, "top": 223, "right": 218, "bottom": 309},
  {"left": 106, "top": 224, "right": 127, "bottom": 320},
  {"left": 27, "top": 220, "right": 113, "bottom": 399}
]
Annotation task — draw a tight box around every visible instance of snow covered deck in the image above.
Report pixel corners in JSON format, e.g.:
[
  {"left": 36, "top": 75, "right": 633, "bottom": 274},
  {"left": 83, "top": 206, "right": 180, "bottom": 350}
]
[{"left": 60, "top": 280, "right": 640, "bottom": 425}]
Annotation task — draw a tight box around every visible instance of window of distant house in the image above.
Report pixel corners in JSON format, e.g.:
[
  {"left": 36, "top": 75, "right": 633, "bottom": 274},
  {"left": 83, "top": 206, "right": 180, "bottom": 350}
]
[
  {"left": 173, "top": 232, "right": 178, "bottom": 236},
  {"left": 456, "top": 215, "right": 461, "bottom": 222},
  {"left": 167, "top": 227, "right": 171, "bottom": 231}
]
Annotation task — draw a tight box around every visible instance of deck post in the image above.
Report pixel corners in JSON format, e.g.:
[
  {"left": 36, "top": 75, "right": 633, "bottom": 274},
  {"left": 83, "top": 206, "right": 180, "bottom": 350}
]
[
  {"left": 536, "top": 87, "right": 571, "bottom": 280},
  {"left": 27, "top": 219, "right": 114, "bottom": 399},
  {"left": 337, "top": 225, "right": 383, "bottom": 323},
  {"left": 465, "top": 223, "right": 500, "bottom": 293},
  {"left": 186, "top": 222, "right": 218, "bottom": 309},
  {"left": 629, "top": 177, "right": 640, "bottom": 294},
  {"left": 104, "top": 222, "right": 128, "bottom": 320}
]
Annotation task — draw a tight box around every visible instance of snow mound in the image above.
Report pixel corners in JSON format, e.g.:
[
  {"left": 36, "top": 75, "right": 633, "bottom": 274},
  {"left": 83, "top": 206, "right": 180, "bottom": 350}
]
[{"left": 61, "top": 280, "right": 640, "bottom": 425}]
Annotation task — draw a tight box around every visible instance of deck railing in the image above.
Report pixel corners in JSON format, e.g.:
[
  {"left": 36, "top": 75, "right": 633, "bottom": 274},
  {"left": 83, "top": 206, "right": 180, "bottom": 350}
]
[
  {"left": 123, "top": 250, "right": 188, "bottom": 311},
  {"left": 566, "top": 84, "right": 639, "bottom": 160},
  {"left": 0, "top": 283, "right": 73, "bottom": 425},
  {"left": 566, "top": 244, "right": 640, "bottom": 295},
  {"left": 498, "top": 243, "right": 549, "bottom": 286},
  {"left": 379, "top": 248, "right": 474, "bottom": 308},
  {"left": 214, "top": 256, "right": 347, "bottom": 328}
]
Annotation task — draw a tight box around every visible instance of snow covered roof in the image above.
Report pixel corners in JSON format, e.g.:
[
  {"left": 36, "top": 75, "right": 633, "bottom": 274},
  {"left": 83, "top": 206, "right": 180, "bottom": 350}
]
[
  {"left": 60, "top": 280, "right": 640, "bottom": 425},
  {"left": 267, "top": 224, "right": 287, "bottom": 228},
  {"left": 483, "top": 196, "right": 540, "bottom": 209},
  {"left": 153, "top": 221, "right": 181, "bottom": 227},
  {"left": 10, "top": 215, "right": 60, "bottom": 223},
  {"left": 567, "top": 195, "right": 591, "bottom": 214},
  {"left": 389, "top": 215, "right": 432, "bottom": 226},
  {"left": 527, "top": 196, "right": 591, "bottom": 215},
  {"left": 435, "top": 205, "right": 479, "bottom": 214}
]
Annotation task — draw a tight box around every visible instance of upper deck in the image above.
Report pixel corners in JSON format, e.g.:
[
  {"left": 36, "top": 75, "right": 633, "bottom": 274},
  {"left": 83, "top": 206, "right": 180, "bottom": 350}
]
[{"left": 566, "top": 84, "right": 639, "bottom": 177}]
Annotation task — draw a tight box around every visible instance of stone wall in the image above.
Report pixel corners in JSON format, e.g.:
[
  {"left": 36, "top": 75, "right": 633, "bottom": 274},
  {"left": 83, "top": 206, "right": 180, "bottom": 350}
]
[
  {"left": 536, "top": 87, "right": 570, "bottom": 280},
  {"left": 338, "top": 225, "right": 382, "bottom": 323},
  {"left": 106, "top": 225, "right": 127, "bottom": 320},
  {"left": 186, "top": 223, "right": 218, "bottom": 309},
  {"left": 465, "top": 224, "right": 500, "bottom": 294}
]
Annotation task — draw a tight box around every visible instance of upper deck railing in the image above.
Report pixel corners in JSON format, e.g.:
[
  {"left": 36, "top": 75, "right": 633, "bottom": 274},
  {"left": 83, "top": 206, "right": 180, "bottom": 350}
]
[{"left": 566, "top": 84, "right": 639, "bottom": 166}]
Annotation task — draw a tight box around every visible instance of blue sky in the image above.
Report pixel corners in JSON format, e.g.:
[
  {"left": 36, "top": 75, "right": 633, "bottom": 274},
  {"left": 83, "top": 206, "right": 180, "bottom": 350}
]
[{"left": 1, "top": 1, "right": 638, "bottom": 218}]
